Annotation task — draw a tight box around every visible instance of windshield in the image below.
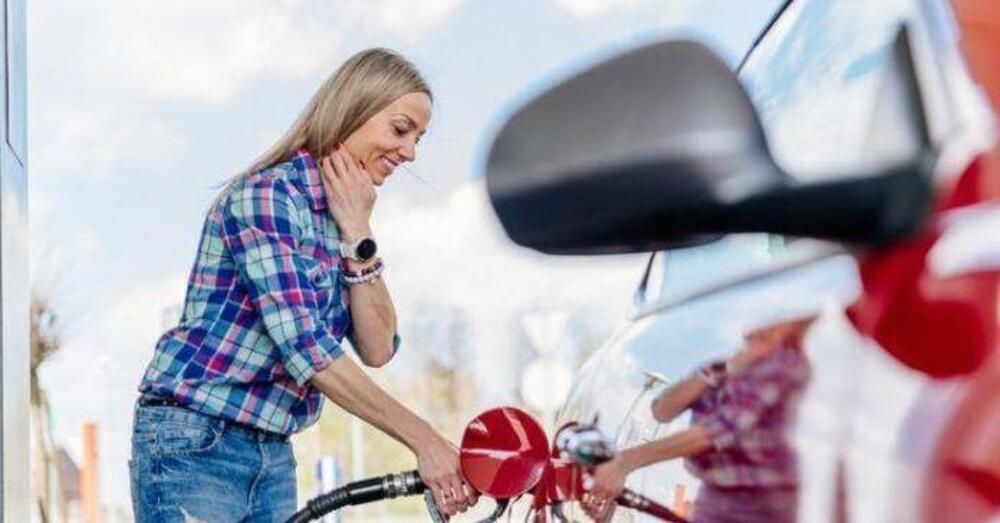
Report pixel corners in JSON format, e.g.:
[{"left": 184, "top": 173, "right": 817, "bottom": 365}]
[{"left": 640, "top": 234, "right": 783, "bottom": 307}]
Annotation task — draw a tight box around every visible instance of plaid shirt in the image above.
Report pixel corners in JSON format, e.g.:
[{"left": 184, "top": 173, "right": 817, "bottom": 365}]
[
  {"left": 139, "top": 150, "right": 398, "bottom": 435},
  {"left": 684, "top": 344, "right": 810, "bottom": 488}
]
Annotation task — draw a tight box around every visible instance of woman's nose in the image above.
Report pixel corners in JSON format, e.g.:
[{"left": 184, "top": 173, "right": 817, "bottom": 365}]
[{"left": 399, "top": 141, "right": 417, "bottom": 162}]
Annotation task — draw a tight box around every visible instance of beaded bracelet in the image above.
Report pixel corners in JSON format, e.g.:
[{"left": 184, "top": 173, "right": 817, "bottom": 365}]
[
  {"left": 342, "top": 260, "right": 385, "bottom": 285},
  {"left": 341, "top": 258, "right": 383, "bottom": 277}
]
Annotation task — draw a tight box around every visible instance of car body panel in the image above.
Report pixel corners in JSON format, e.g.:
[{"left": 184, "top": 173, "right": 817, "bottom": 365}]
[{"left": 555, "top": 0, "right": 998, "bottom": 521}]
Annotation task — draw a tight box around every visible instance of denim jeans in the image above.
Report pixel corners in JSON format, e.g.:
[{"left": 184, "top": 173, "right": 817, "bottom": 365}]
[{"left": 129, "top": 402, "right": 297, "bottom": 522}]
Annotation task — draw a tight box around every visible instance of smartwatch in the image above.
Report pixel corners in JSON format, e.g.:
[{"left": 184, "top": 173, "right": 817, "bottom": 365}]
[{"left": 340, "top": 236, "right": 378, "bottom": 263}]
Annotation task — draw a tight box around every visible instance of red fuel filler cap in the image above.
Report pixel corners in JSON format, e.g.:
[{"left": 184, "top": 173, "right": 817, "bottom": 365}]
[{"left": 459, "top": 406, "right": 551, "bottom": 499}]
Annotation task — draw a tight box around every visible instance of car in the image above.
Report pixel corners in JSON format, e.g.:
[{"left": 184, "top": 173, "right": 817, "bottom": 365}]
[{"left": 484, "top": 0, "right": 1000, "bottom": 521}]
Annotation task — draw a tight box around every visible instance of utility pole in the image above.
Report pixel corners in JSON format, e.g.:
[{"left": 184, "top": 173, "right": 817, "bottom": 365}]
[{"left": 80, "top": 421, "right": 100, "bottom": 523}]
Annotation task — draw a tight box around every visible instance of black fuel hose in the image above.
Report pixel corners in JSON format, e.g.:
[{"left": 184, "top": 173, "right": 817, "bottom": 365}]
[{"left": 285, "top": 470, "right": 426, "bottom": 523}]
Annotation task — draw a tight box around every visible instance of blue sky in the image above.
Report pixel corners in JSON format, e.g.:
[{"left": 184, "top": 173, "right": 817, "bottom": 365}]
[{"left": 30, "top": 0, "right": 781, "bottom": 507}]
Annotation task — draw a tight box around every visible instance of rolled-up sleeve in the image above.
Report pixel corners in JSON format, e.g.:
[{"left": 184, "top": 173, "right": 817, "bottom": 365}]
[{"left": 221, "top": 177, "right": 343, "bottom": 386}]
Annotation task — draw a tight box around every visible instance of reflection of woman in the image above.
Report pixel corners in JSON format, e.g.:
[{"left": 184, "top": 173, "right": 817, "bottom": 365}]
[
  {"left": 582, "top": 319, "right": 812, "bottom": 523},
  {"left": 130, "top": 49, "right": 476, "bottom": 522}
]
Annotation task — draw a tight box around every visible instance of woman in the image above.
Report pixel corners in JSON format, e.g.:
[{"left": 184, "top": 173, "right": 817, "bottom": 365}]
[
  {"left": 130, "top": 49, "right": 476, "bottom": 522},
  {"left": 581, "top": 318, "right": 813, "bottom": 523}
]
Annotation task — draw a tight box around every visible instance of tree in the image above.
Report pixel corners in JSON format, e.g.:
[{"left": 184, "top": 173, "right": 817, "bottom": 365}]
[
  {"left": 30, "top": 289, "right": 62, "bottom": 523},
  {"left": 31, "top": 291, "right": 61, "bottom": 404}
]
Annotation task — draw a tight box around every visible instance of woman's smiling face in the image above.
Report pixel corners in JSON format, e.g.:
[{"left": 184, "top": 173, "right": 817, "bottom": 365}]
[{"left": 343, "top": 91, "right": 432, "bottom": 186}]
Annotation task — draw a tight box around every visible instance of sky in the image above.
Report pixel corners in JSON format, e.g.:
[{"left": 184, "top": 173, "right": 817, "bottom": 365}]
[{"left": 29, "top": 0, "right": 782, "bottom": 507}]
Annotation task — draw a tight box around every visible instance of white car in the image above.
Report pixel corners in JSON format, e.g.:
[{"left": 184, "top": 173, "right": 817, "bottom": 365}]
[{"left": 484, "top": 0, "right": 1000, "bottom": 521}]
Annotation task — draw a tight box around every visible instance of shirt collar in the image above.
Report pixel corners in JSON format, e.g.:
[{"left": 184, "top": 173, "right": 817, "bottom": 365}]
[{"left": 289, "top": 149, "right": 327, "bottom": 212}]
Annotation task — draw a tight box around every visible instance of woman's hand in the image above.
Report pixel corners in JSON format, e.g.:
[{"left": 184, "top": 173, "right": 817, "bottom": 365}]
[
  {"left": 414, "top": 431, "right": 479, "bottom": 518},
  {"left": 581, "top": 457, "right": 629, "bottom": 522},
  {"left": 319, "top": 144, "right": 376, "bottom": 242},
  {"left": 728, "top": 316, "right": 815, "bottom": 373},
  {"left": 310, "top": 360, "right": 475, "bottom": 518}
]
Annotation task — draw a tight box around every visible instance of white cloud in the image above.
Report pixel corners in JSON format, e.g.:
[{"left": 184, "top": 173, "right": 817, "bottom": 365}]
[
  {"left": 34, "top": 0, "right": 464, "bottom": 107},
  {"left": 551, "top": 0, "right": 647, "bottom": 19},
  {"left": 369, "top": 0, "right": 466, "bottom": 42},
  {"left": 550, "top": 0, "right": 705, "bottom": 33},
  {"left": 377, "top": 180, "right": 642, "bottom": 318},
  {"left": 375, "top": 180, "right": 646, "bottom": 402},
  {"left": 116, "top": 1, "right": 345, "bottom": 105},
  {"left": 29, "top": 0, "right": 465, "bottom": 180},
  {"left": 31, "top": 99, "right": 183, "bottom": 179}
]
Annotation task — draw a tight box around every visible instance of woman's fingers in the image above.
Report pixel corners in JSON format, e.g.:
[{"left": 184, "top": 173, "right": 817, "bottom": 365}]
[
  {"left": 414, "top": 436, "right": 474, "bottom": 518},
  {"left": 595, "top": 491, "right": 615, "bottom": 522},
  {"left": 319, "top": 156, "right": 343, "bottom": 200},
  {"left": 450, "top": 476, "right": 473, "bottom": 512},
  {"left": 582, "top": 491, "right": 614, "bottom": 522},
  {"left": 319, "top": 157, "right": 336, "bottom": 184},
  {"left": 464, "top": 481, "right": 480, "bottom": 506},
  {"left": 582, "top": 493, "right": 600, "bottom": 520},
  {"left": 318, "top": 157, "right": 334, "bottom": 190},
  {"left": 323, "top": 157, "right": 349, "bottom": 195},
  {"left": 430, "top": 481, "right": 455, "bottom": 517},
  {"left": 330, "top": 149, "right": 374, "bottom": 207},
  {"left": 600, "top": 502, "right": 615, "bottom": 522},
  {"left": 433, "top": 474, "right": 471, "bottom": 516},
  {"left": 319, "top": 155, "right": 335, "bottom": 179},
  {"left": 329, "top": 149, "right": 351, "bottom": 180},
  {"left": 436, "top": 475, "right": 464, "bottom": 514},
  {"left": 338, "top": 146, "right": 363, "bottom": 179},
  {"left": 332, "top": 144, "right": 369, "bottom": 185}
]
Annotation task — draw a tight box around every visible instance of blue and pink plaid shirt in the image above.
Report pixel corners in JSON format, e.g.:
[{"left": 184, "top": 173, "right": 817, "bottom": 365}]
[
  {"left": 685, "top": 344, "right": 810, "bottom": 488},
  {"left": 139, "top": 150, "right": 397, "bottom": 435}
]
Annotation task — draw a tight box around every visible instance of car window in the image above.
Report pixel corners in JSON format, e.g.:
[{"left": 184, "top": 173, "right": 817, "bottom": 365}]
[
  {"left": 739, "top": 0, "right": 922, "bottom": 180},
  {"left": 639, "top": 234, "right": 783, "bottom": 307}
]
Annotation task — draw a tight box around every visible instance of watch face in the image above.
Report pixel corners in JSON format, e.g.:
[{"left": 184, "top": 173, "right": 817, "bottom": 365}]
[{"left": 356, "top": 238, "right": 378, "bottom": 261}]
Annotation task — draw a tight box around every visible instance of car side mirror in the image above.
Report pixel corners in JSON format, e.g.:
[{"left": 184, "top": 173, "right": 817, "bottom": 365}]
[{"left": 485, "top": 27, "right": 934, "bottom": 254}]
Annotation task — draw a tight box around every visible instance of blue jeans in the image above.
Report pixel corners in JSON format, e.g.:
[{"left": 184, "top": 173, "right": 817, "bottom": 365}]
[{"left": 129, "top": 402, "right": 297, "bottom": 522}]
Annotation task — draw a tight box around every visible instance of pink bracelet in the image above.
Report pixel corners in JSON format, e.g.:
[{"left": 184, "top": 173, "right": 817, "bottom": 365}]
[
  {"left": 342, "top": 258, "right": 383, "bottom": 278},
  {"left": 341, "top": 260, "right": 385, "bottom": 285}
]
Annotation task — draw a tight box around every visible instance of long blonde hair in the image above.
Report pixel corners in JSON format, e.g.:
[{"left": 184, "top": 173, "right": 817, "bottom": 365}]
[{"left": 218, "top": 48, "right": 432, "bottom": 199}]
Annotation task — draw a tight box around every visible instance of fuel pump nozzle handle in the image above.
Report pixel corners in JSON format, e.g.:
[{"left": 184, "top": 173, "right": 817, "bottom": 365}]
[{"left": 286, "top": 470, "right": 426, "bottom": 523}]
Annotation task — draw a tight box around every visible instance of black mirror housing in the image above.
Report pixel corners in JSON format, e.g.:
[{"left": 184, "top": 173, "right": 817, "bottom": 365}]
[{"left": 485, "top": 28, "right": 933, "bottom": 255}]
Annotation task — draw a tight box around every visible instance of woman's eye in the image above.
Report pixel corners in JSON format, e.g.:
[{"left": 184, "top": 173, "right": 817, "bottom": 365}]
[{"left": 394, "top": 126, "right": 408, "bottom": 136}]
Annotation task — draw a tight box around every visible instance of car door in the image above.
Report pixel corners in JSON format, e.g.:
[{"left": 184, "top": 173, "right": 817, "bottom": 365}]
[
  {"left": 557, "top": 0, "right": 992, "bottom": 521},
  {"left": 559, "top": 239, "right": 859, "bottom": 521}
]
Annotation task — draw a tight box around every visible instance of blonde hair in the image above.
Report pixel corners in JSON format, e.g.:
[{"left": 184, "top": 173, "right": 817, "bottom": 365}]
[{"left": 218, "top": 48, "right": 432, "bottom": 200}]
